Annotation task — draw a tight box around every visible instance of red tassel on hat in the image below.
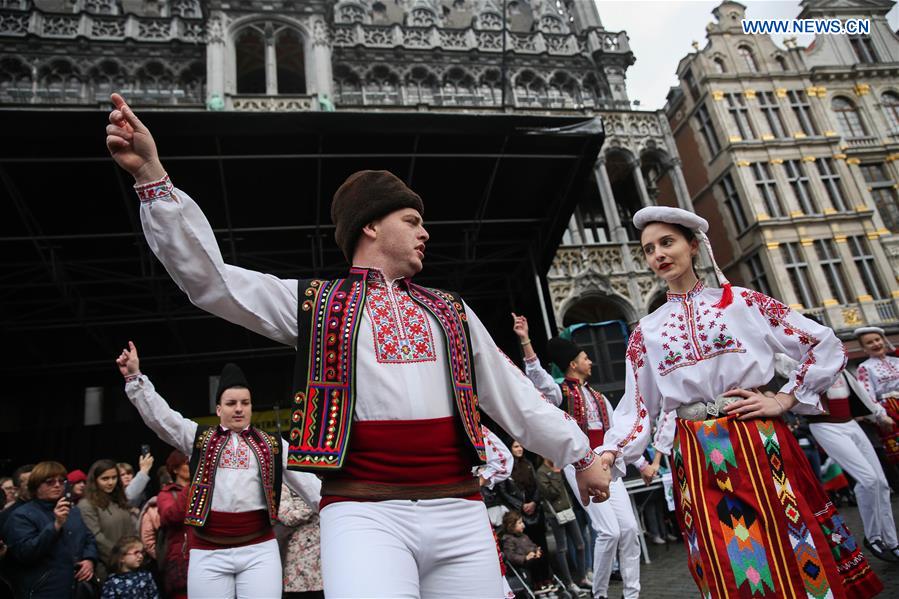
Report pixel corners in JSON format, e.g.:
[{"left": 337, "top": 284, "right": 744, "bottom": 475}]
[{"left": 713, "top": 282, "right": 733, "bottom": 309}]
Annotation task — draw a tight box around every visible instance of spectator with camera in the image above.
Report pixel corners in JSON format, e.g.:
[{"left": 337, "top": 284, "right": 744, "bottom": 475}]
[{"left": 3, "top": 461, "right": 98, "bottom": 598}]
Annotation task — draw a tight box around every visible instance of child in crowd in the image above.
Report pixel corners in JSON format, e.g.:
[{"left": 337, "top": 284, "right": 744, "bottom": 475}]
[
  {"left": 500, "top": 510, "right": 552, "bottom": 590},
  {"left": 101, "top": 536, "right": 159, "bottom": 599}
]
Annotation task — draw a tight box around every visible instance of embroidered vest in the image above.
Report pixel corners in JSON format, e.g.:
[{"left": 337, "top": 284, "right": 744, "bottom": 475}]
[
  {"left": 184, "top": 425, "right": 282, "bottom": 527},
  {"left": 287, "top": 267, "right": 486, "bottom": 471},
  {"left": 559, "top": 379, "right": 610, "bottom": 444}
]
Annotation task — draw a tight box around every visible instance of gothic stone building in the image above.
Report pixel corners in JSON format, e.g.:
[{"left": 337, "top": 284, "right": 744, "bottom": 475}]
[
  {"left": 1, "top": 0, "right": 692, "bottom": 398},
  {"left": 666, "top": 0, "right": 899, "bottom": 350}
]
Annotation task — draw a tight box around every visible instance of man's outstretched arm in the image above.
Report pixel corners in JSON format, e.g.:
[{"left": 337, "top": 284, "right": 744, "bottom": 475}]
[{"left": 106, "top": 94, "right": 299, "bottom": 346}]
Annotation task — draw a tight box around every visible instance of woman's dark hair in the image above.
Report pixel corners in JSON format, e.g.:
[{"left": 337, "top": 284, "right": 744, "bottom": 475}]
[
  {"left": 109, "top": 535, "right": 143, "bottom": 574},
  {"left": 84, "top": 458, "right": 128, "bottom": 510},
  {"left": 501, "top": 510, "right": 523, "bottom": 535},
  {"left": 510, "top": 452, "right": 537, "bottom": 495}
]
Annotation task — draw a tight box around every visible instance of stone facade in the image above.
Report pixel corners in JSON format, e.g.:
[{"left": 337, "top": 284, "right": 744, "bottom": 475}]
[
  {"left": 665, "top": 0, "right": 899, "bottom": 336},
  {"left": 1, "top": 0, "right": 681, "bottom": 337}
]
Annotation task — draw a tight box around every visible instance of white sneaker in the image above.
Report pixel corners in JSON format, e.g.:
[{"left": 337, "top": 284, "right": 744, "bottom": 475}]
[{"left": 650, "top": 535, "right": 666, "bottom": 545}]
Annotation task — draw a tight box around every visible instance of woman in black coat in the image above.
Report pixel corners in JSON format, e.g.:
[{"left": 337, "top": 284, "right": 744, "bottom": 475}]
[{"left": 4, "top": 461, "right": 98, "bottom": 599}]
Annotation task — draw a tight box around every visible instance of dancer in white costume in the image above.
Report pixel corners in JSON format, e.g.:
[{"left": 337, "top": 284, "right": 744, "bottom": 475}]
[
  {"left": 513, "top": 315, "right": 640, "bottom": 599},
  {"left": 105, "top": 93, "right": 611, "bottom": 598},
  {"left": 776, "top": 352, "right": 899, "bottom": 562}
]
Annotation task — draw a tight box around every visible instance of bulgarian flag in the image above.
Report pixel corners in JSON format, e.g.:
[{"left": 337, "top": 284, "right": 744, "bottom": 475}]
[{"left": 821, "top": 458, "right": 849, "bottom": 493}]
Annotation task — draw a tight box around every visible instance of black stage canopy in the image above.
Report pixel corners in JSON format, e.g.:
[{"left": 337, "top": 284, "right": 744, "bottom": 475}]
[{"left": 0, "top": 108, "right": 603, "bottom": 460}]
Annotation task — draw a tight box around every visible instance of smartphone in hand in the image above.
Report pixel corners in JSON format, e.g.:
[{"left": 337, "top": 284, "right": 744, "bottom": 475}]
[{"left": 140, "top": 444, "right": 151, "bottom": 457}]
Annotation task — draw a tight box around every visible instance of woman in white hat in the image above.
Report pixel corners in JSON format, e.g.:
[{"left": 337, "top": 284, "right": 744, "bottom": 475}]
[
  {"left": 593, "top": 206, "right": 882, "bottom": 597},
  {"left": 855, "top": 326, "right": 899, "bottom": 467}
]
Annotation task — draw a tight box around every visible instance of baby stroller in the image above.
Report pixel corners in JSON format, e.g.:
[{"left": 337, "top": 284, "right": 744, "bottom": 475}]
[{"left": 505, "top": 561, "right": 577, "bottom": 599}]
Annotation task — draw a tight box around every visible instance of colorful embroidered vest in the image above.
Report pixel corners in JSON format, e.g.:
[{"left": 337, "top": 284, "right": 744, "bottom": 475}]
[
  {"left": 559, "top": 378, "right": 610, "bottom": 445},
  {"left": 287, "top": 267, "right": 486, "bottom": 471},
  {"left": 184, "top": 425, "right": 282, "bottom": 527}
]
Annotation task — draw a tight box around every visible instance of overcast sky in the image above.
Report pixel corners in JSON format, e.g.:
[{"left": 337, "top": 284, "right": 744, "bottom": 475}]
[{"left": 594, "top": 0, "right": 899, "bottom": 110}]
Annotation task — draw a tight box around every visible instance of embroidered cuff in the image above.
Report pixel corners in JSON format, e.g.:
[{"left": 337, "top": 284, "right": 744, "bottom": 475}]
[
  {"left": 573, "top": 449, "right": 596, "bottom": 472},
  {"left": 134, "top": 174, "right": 173, "bottom": 203},
  {"left": 124, "top": 372, "right": 142, "bottom": 384}
]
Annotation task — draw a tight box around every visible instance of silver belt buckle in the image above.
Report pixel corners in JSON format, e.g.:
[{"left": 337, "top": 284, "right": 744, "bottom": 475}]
[{"left": 706, "top": 401, "right": 720, "bottom": 418}]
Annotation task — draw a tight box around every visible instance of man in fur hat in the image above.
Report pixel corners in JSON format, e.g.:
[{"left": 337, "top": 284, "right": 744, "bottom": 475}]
[
  {"left": 105, "top": 93, "right": 609, "bottom": 597},
  {"left": 513, "top": 316, "right": 654, "bottom": 599},
  {"left": 116, "top": 345, "right": 321, "bottom": 598}
]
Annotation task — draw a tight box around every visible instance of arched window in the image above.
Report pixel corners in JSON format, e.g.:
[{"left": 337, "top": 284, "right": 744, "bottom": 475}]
[
  {"left": 713, "top": 57, "right": 727, "bottom": 74},
  {"left": 235, "top": 22, "right": 306, "bottom": 95},
  {"left": 832, "top": 96, "right": 867, "bottom": 138},
  {"left": 513, "top": 70, "right": 547, "bottom": 107},
  {"left": 737, "top": 45, "right": 758, "bottom": 73},
  {"left": 882, "top": 91, "right": 899, "bottom": 132},
  {"left": 775, "top": 55, "right": 788, "bottom": 72},
  {"left": 441, "top": 67, "right": 477, "bottom": 106},
  {"left": 364, "top": 65, "right": 399, "bottom": 105},
  {"left": 179, "top": 61, "right": 206, "bottom": 103},
  {"left": 477, "top": 69, "right": 501, "bottom": 106},
  {"left": 548, "top": 72, "right": 579, "bottom": 108},
  {"left": 0, "top": 56, "right": 32, "bottom": 102},
  {"left": 581, "top": 73, "right": 605, "bottom": 109},
  {"left": 37, "top": 60, "right": 83, "bottom": 103},
  {"left": 333, "top": 64, "right": 362, "bottom": 105},
  {"left": 88, "top": 60, "right": 126, "bottom": 103},
  {"left": 133, "top": 61, "right": 175, "bottom": 102},
  {"left": 405, "top": 66, "right": 437, "bottom": 105}
]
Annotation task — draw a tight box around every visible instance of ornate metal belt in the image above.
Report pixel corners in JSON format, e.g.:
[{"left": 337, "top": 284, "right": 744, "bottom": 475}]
[{"left": 676, "top": 395, "right": 740, "bottom": 421}]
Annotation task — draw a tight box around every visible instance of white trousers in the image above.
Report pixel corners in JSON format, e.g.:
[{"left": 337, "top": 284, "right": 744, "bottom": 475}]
[
  {"left": 810, "top": 420, "right": 898, "bottom": 547},
  {"left": 565, "top": 466, "right": 641, "bottom": 599},
  {"left": 320, "top": 498, "right": 504, "bottom": 598},
  {"left": 187, "top": 538, "right": 282, "bottom": 599}
]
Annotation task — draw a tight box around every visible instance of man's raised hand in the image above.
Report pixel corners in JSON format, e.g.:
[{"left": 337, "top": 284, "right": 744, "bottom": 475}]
[
  {"left": 106, "top": 93, "right": 165, "bottom": 184},
  {"left": 115, "top": 341, "right": 140, "bottom": 378}
]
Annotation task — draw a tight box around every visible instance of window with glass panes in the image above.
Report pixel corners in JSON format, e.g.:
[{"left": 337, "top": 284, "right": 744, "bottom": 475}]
[
  {"left": 781, "top": 242, "right": 819, "bottom": 308},
  {"left": 861, "top": 163, "right": 899, "bottom": 232},
  {"left": 752, "top": 162, "right": 786, "bottom": 217},
  {"left": 570, "top": 323, "right": 628, "bottom": 397},
  {"left": 850, "top": 36, "right": 878, "bottom": 64},
  {"left": 813, "top": 239, "right": 851, "bottom": 304},
  {"left": 882, "top": 92, "right": 899, "bottom": 132},
  {"left": 783, "top": 160, "right": 819, "bottom": 214},
  {"left": 737, "top": 46, "right": 759, "bottom": 73},
  {"left": 696, "top": 103, "right": 720, "bottom": 155},
  {"left": 815, "top": 158, "right": 848, "bottom": 212},
  {"left": 758, "top": 92, "right": 786, "bottom": 138},
  {"left": 725, "top": 93, "right": 755, "bottom": 140},
  {"left": 787, "top": 90, "right": 818, "bottom": 136},
  {"left": 746, "top": 253, "right": 772, "bottom": 296},
  {"left": 847, "top": 235, "right": 888, "bottom": 299},
  {"left": 832, "top": 96, "right": 868, "bottom": 139},
  {"left": 684, "top": 69, "right": 699, "bottom": 101},
  {"left": 720, "top": 173, "right": 748, "bottom": 231}
]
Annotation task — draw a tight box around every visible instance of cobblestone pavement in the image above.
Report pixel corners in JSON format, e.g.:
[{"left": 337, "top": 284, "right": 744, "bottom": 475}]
[{"left": 605, "top": 499, "right": 899, "bottom": 598}]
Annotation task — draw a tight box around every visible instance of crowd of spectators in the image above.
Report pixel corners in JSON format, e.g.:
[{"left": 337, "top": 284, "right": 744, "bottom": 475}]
[{"left": 0, "top": 449, "right": 322, "bottom": 599}]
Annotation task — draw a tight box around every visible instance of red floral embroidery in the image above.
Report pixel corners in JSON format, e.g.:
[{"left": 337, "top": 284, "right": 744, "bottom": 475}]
[
  {"left": 656, "top": 294, "right": 744, "bottom": 376},
  {"left": 220, "top": 438, "right": 250, "bottom": 469},
  {"left": 618, "top": 327, "right": 650, "bottom": 450},
  {"left": 366, "top": 280, "right": 437, "bottom": 364}
]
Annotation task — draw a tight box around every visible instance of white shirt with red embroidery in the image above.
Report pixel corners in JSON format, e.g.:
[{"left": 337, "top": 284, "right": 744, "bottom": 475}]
[
  {"left": 522, "top": 357, "right": 675, "bottom": 467},
  {"left": 136, "top": 183, "right": 593, "bottom": 469},
  {"left": 776, "top": 354, "right": 885, "bottom": 418},
  {"left": 478, "top": 426, "right": 512, "bottom": 489},
  {"left": 597, "top": 280, "right": 845, "bottom": 477},
  {"left": 125, "top": 375, "right": 322, "bottom": 512},
  {"left": 857, "top": 355, "right": 899, "bottom": 402}
]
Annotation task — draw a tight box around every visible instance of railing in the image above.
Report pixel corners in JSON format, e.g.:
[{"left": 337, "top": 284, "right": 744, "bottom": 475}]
[
  {"left": 874, "top": 299, "right": 898, "bottom": 322},
  {"left": 550, "top": 242, "right": 650, "bottom": 278},
  {"left": 227, "top": 95, "right": 315, "bottom": 112},
  {"left": 799, "top": 306, "right": 829, "bottom": 327},
  {"left": 330, "top": 23, "right": 631, "bottom": 58},
  {"left": 0, "top": 8, "right": 204, "bottom": 42},
  {"left": 844, "top": 136, "right": 880, "bottom": 148}
]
